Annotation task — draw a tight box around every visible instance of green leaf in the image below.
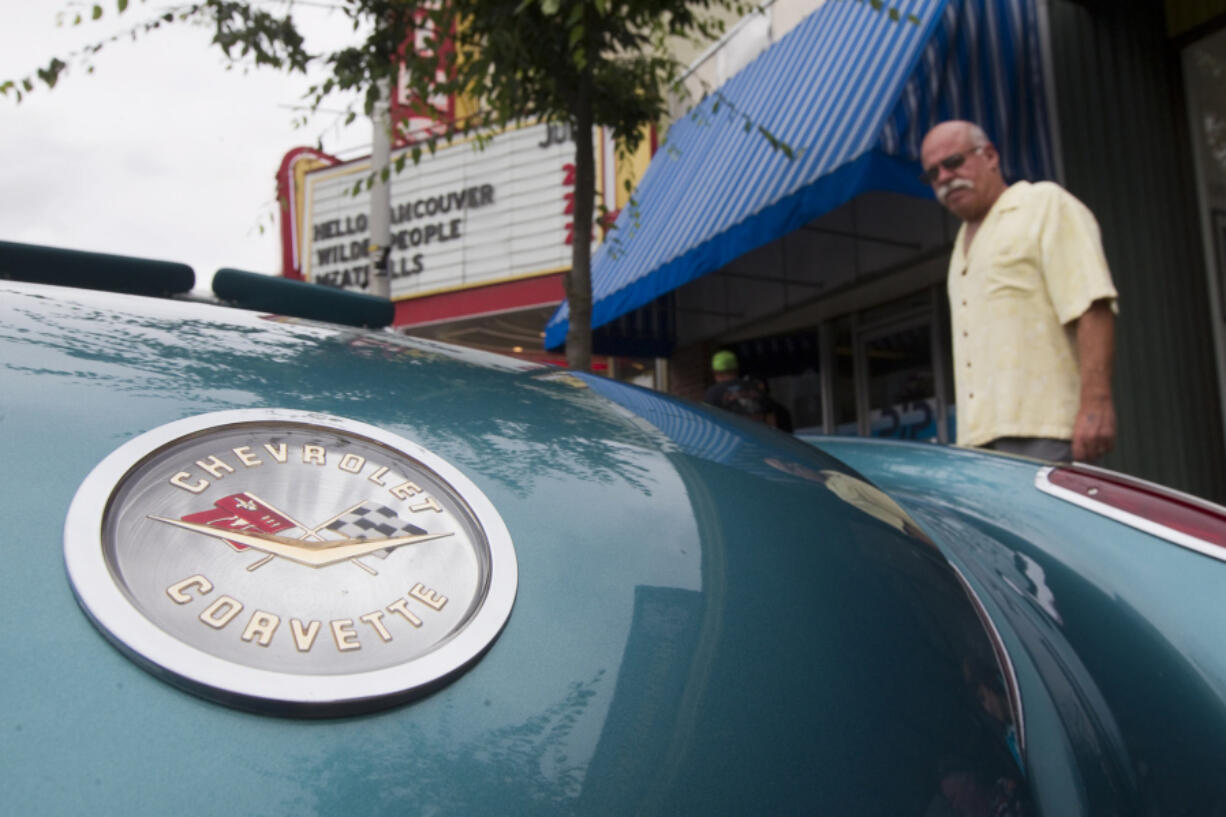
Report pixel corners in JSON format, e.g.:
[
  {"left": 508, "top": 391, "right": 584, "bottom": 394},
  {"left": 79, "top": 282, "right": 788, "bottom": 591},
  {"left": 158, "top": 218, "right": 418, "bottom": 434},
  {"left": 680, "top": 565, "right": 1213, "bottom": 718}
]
[
  {"left": 888, "top": 7, "right": 900, "bottom": 21},
  {"left": 344, "top": 111, "right": 356, "bottom": 125},
  {"left": 541, "top": 0, "right": 560, "bottom": 15},
  {"left": 37, "top": 58, "right": 67, "bottom": 89},
  {"left": 92, "top": 5, "right": 103, "bottom": 20},
  {"left": 117, "top": 0, "right": 128, "bottom": 12},
  {"left": 908, "top": 13, "right": 921, "bottom": 25},
  {"left": 568, "top": 24, "right": 584, "bottom": 49},
  {"left": 380, "top": 167, "right": 390, "bottom": 183}
]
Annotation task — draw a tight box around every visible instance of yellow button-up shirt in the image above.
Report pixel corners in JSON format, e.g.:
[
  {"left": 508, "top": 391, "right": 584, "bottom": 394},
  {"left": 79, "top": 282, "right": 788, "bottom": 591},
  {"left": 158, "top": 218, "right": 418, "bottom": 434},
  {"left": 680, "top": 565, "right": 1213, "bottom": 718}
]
[{"left": 948, "top": 181, "right": 1118, "bottom": 447}]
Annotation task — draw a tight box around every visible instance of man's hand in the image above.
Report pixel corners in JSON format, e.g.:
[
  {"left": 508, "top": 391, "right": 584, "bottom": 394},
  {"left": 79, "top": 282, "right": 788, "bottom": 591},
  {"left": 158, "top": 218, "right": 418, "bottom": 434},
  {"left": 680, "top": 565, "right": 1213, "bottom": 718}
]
[
  {"left": 1073, "top": 394, "right": 1116, "bottom": 462},
  {"left": 1074, "top": 299, "right": 1116, "bottom": 462}
]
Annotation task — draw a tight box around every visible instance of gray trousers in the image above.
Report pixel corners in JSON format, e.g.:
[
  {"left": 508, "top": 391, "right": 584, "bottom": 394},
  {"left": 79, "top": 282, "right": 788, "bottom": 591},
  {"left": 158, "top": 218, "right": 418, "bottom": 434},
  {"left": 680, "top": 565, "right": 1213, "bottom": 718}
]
[{"left": 985, "top": 436, "right": 1073, "bottom": 462}]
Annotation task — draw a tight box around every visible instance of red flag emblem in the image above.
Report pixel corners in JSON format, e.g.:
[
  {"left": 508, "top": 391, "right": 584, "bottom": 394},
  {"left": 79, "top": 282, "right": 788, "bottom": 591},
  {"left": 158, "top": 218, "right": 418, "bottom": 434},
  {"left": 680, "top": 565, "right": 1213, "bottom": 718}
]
[{"left": 181, "top": 493, "right": 296, "bottom": 551}]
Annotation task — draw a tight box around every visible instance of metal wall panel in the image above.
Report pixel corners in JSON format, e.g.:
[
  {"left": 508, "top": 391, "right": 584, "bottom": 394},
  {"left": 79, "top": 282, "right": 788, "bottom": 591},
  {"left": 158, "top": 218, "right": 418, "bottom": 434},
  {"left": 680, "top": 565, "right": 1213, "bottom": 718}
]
[{"left": 1048, "top": 0, "right": 1226, "bottom": 500}]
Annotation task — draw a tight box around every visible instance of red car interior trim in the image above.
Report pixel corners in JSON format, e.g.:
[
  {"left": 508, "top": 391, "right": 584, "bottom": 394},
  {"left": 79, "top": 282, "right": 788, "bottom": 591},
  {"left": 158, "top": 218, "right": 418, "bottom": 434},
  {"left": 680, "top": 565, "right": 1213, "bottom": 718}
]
[{"left": 1035, "top": 465, "right": 1226, "bottom": 561}]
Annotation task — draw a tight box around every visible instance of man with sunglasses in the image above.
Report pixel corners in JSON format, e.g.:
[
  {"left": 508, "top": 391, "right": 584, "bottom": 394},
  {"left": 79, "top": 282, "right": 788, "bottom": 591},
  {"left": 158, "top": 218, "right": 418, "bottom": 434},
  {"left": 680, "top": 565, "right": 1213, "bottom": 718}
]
[{"left": 920, "top": 120, "right": 1118, "bottom": 463}]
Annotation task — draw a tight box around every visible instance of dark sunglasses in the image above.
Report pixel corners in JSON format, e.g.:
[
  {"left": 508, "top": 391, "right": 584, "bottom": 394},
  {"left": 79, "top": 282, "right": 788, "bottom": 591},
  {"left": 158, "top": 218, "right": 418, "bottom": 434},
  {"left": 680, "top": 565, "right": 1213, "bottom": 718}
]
[{"left": 919, "top": 146, "right": 984, "bottom": 184}]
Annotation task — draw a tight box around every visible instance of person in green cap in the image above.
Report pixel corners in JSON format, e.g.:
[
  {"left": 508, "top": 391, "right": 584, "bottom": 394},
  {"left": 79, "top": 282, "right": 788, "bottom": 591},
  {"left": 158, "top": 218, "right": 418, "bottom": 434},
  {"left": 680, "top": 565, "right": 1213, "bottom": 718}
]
[{"left": 703, "top": 350, "right": 790, "bottom": 430}]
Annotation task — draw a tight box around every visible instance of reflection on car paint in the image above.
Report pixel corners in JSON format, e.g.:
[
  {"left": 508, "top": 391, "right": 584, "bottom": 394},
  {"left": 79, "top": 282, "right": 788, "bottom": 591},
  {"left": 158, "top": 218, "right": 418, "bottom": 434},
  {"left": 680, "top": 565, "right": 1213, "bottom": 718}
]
[{"left": 1002, "top": 552, "right": 1064, "bottom": 626}]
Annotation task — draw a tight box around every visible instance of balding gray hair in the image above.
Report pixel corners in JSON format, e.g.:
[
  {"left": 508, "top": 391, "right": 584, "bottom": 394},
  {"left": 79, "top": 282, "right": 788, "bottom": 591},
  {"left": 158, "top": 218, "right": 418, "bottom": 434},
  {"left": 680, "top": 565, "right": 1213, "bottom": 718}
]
[{"left": 965, "top": 122, "right": 990, "bottom": 147}]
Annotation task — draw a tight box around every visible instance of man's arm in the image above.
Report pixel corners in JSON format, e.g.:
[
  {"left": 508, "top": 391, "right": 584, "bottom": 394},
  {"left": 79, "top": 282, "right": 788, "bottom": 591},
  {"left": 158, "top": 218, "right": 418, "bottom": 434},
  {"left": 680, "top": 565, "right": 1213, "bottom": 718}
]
[{"left": 1072, "top": 299, "right": 1116, "bottom": 461}]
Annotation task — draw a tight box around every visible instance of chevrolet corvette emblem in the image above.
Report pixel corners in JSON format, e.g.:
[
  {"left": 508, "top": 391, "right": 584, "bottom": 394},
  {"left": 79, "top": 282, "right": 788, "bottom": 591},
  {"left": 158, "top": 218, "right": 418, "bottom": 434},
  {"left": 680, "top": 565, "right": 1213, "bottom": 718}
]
[{"left": 63, "top": 409, "right": 518, "bottom": 715}]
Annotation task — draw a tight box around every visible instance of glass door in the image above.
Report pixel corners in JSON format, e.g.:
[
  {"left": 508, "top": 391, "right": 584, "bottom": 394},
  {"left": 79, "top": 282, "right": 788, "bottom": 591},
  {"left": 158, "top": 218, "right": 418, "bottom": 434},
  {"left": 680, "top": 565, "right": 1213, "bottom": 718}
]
[{"left": 848, "top": 288, "right": 951, "bottom": 443}]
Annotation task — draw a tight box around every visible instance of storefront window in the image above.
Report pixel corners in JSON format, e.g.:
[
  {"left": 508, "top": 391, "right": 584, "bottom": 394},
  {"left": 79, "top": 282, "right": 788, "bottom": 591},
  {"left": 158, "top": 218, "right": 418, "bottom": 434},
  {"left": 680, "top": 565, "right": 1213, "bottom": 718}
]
[
  {"left": 724, "top": 330, "right": 823, "bottom": 430},
  {"left": 858, "top": 323, "right": 939, "bottom": 439},
  {"left": 609, "top": 357, "right": 660, "bottom": 389},
  {"left": 730, "top": 288, "right": 955, "bottom": 440},
  {"left": 830, "top": 290, "right": 950, "bottom": 442}
]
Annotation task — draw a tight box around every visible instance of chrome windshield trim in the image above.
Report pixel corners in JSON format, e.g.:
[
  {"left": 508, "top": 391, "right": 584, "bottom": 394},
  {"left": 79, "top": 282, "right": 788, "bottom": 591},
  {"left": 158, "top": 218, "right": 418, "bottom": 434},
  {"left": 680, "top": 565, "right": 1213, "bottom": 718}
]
[{"left": 947, "top": 561, "right": 1026, "bottom": 756}]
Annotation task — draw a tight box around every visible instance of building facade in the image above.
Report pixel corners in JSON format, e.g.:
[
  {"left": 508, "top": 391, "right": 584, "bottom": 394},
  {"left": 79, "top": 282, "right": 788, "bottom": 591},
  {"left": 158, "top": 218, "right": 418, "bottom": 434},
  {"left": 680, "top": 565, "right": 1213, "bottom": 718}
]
[{"left": 547, "top": 0, "right": 1226, "bottom": 501}]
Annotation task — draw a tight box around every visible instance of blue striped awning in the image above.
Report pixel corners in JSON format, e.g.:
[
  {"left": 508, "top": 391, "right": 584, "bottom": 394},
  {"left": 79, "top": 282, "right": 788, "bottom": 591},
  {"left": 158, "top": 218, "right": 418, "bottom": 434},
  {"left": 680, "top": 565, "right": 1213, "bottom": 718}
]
[{"left": 545, "top": 0, "right": 1054, "bottom": 350}]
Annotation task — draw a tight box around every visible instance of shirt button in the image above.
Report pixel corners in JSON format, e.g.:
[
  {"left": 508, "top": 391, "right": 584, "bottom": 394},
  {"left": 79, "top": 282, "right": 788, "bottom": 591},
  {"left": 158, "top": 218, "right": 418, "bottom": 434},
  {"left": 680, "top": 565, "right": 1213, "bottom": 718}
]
[
  {"left": 961, "top": 300, "right": 967, "bottom": 307},
  {"left": 969, "top": 392, "right": 974, "bottom": 399},
  {"left": 962, "top": 330, "right": 968, "bottom": 337}
]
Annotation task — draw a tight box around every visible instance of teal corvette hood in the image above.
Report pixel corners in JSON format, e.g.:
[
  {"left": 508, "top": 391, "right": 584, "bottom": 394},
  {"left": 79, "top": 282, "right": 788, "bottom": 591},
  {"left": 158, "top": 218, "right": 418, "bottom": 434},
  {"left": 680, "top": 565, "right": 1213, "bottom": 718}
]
[{"left": 2, "top": 281, "right": 1026, "bottom": 815}]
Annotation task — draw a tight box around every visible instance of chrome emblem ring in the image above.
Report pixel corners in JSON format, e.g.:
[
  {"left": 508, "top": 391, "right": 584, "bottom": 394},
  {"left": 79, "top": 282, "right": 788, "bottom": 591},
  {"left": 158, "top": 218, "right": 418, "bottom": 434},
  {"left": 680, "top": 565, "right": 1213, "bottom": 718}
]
[{"left": 64, "top": 409, "right": 517, "bottom": 715}]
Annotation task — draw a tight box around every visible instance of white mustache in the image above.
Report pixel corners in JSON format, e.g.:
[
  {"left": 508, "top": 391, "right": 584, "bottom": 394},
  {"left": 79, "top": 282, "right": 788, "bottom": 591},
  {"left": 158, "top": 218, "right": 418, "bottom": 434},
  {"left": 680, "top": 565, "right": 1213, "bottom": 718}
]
[{"left": 936, "top": 178, "right": 973, "bottom": 204}]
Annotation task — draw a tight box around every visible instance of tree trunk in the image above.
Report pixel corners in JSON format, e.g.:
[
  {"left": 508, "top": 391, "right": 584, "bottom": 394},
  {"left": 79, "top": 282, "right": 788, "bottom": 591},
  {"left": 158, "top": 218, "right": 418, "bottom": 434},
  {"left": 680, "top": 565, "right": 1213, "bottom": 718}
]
[{"left": 565, "top": 76, "right": 595, "bottom": 372}]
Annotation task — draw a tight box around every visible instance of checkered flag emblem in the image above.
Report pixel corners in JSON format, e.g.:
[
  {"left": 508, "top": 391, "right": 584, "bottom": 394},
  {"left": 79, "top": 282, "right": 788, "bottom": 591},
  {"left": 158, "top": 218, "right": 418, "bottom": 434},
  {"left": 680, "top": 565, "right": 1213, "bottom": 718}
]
[{"left": 326, "top": 505, "right": 426, "bottom": 559}]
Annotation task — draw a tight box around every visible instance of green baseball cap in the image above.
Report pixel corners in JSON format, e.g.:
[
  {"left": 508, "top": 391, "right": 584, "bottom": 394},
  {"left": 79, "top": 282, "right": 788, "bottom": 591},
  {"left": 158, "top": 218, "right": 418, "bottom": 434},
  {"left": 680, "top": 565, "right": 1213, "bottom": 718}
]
[{"left": 711, "top": 350, "right": 738, "bottom": 372}]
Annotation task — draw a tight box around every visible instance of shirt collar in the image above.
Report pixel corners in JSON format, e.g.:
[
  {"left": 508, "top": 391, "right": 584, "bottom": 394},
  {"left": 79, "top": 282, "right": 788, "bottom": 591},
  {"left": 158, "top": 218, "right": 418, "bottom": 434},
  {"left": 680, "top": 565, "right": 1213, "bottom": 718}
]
[
  {"left": 952, "top": 180, "right": 1029, "bottom": 266},
  {"left": 991, "top": 180, "right": 1029, "bottom": 215}
]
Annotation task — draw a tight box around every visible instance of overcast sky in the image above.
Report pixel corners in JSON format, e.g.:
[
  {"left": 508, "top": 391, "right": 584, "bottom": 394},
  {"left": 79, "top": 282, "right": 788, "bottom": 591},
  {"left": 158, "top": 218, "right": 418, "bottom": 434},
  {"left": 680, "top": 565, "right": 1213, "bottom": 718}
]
[{"left": 1, "top": 1, "right": 369, "bottom": 293}]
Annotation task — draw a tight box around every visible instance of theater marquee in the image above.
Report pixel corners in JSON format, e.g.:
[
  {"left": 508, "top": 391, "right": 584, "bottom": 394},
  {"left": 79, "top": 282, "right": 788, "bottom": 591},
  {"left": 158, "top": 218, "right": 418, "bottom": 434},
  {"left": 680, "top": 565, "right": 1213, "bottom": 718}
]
[{"left": 288, "top": 121, "right": 603, "bottom": 300}]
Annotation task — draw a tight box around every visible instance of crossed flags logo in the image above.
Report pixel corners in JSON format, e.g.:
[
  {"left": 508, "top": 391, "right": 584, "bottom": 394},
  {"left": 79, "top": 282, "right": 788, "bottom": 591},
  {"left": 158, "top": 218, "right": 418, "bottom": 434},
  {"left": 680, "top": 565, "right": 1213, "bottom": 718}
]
[{"left": 178, "top": 493, "right": 426, "bottom": 561}]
